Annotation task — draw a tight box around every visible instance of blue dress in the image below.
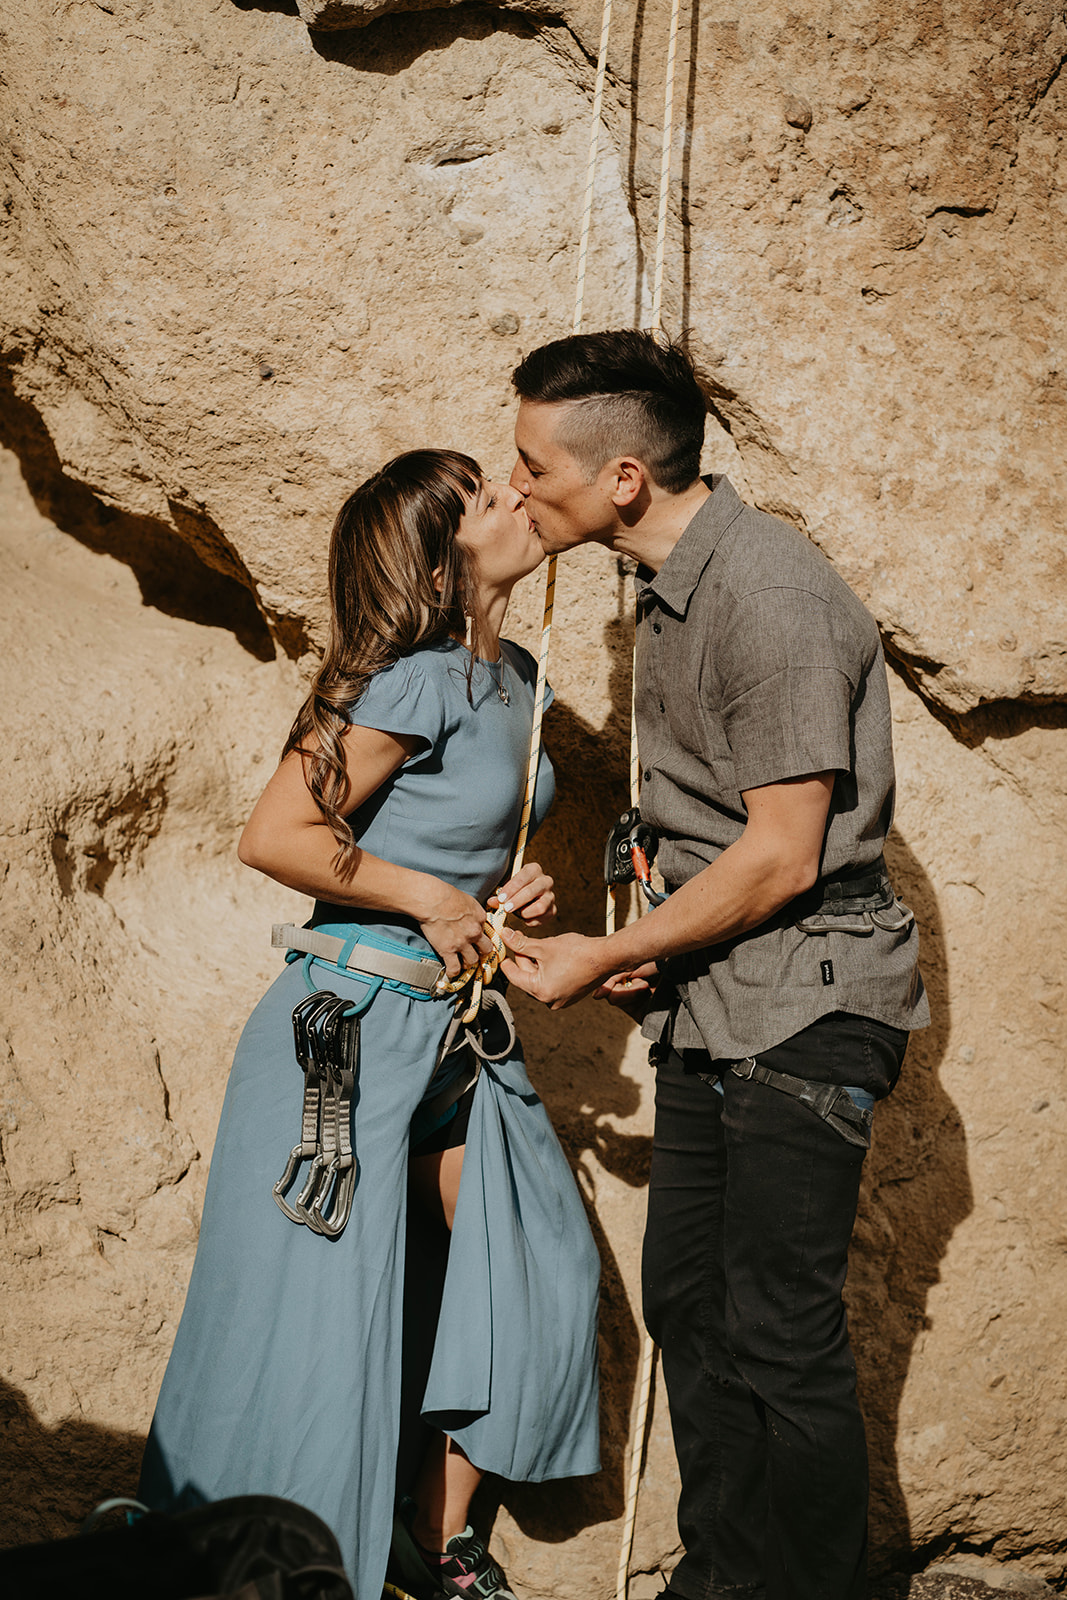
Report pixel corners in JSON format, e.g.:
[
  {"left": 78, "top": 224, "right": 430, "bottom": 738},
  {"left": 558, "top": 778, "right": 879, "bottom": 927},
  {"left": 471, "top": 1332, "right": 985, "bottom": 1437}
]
[{"left": 140, "top": 639, "right": 601, "bottom": 1596}]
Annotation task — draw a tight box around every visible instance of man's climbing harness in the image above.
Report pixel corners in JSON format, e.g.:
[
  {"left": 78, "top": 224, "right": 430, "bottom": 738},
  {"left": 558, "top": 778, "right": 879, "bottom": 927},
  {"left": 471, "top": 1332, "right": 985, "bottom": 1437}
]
[{"left": 727, "top": 1057, "right": 875, "bottom": 1147}]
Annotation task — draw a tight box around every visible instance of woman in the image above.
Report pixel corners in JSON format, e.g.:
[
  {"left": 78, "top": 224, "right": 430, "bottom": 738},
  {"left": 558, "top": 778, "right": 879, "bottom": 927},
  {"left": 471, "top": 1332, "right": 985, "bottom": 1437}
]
[{"left": 139, "top": 451, "right": 601, "bottom": 1599}]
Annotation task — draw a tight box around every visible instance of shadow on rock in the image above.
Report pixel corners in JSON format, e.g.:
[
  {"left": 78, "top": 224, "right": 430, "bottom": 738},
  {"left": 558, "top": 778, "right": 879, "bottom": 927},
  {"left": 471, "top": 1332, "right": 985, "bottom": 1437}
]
[
  {"left": 0, "top": 1378, "right": 145, "bottom": 1551},
  {"left": 0, "top": 366, "right": 277, "bottom": 662},
  {"left": 850, "top": 834, "right": 973, "bottom": 1573}
]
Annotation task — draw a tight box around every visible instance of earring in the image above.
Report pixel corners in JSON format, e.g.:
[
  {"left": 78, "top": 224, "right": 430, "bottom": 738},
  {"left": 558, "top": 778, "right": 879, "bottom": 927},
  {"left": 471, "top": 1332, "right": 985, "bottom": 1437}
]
[{"left": 464, "top": 611, "right": 473, "bottom": 651}]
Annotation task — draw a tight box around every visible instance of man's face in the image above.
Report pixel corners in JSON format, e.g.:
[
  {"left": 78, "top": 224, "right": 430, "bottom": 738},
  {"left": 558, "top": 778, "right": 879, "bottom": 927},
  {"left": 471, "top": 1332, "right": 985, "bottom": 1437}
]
[{"left": 510, "top": 400, "right": 617, "bottom": 555}]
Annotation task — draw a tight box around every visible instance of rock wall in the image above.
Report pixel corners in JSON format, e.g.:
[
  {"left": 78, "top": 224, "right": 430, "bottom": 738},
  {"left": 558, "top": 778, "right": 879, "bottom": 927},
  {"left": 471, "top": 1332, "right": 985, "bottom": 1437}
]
[{"left": 0, "top": 0, "right": 1065, "bottom": 1590}]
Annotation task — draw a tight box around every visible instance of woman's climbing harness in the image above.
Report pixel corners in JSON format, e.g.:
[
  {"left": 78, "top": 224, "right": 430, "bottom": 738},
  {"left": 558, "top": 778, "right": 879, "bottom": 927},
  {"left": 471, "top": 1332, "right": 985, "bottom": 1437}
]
[
  {"left": 270, "top": 923, "right": 447, "bottom": 1237},
  {"left": 269, "top": 921, "right": 523, "bottom": 1237}
]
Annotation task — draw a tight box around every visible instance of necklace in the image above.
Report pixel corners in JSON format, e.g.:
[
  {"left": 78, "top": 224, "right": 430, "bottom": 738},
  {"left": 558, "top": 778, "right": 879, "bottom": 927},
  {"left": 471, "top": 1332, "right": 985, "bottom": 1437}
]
[{"left": 487, "top": 655, "right": 509, "bottom": 704}]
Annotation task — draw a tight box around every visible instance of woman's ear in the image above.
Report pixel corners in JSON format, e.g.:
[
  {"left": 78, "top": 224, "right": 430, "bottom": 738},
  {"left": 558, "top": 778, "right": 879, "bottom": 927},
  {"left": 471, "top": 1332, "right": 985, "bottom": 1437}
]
[{"left": 431, "top": 564, "right": 445, "bottom": 595}]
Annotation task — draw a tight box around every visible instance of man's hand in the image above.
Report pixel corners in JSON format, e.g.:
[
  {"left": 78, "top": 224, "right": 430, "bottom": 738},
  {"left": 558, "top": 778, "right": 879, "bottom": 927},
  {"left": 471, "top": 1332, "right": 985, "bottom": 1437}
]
[
  {"left": 500, "top": 926, "right": 608, "bottom": 1009},
  {"left": 594, "top": 962, "right": 660, "bottom": 1018}
]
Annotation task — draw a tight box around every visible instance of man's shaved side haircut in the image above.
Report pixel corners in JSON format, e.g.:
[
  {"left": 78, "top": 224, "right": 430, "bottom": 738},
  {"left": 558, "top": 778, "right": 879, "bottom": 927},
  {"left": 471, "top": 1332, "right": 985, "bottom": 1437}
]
[{"left": 511, "top": 329, "right": 709, "bottom": 494}]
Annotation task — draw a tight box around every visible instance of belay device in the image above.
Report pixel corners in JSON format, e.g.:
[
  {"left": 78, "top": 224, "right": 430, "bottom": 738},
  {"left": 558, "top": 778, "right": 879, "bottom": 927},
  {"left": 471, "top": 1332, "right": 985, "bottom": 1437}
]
[{"left": 604, "top": 807, "right": 667, "bottom": 907}]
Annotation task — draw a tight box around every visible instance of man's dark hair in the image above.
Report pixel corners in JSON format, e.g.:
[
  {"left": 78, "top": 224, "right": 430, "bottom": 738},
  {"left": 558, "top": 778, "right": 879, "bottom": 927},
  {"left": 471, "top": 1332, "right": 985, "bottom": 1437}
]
[{"left": 511, "top": 329, "right": 708, "bottom": 494}]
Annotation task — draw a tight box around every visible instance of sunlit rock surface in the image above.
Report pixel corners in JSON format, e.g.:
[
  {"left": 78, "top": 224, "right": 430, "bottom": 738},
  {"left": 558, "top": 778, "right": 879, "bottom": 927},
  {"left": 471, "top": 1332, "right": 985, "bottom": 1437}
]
[{"left": 1, "top": 0, "right": 1065, "bottom": 1589}]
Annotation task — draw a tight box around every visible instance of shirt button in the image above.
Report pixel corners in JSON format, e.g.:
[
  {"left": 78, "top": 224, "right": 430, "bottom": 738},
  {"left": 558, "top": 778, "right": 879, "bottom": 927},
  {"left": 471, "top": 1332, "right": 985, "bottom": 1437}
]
[
  {"left": 659, "top": 701, "right": 665, "bottom": 713},
  {"left": 652, "top": 622, "right": 662, "bottom": 634},
  {"left": 643, "top": 769, "right": 652, "bottom": 781}
]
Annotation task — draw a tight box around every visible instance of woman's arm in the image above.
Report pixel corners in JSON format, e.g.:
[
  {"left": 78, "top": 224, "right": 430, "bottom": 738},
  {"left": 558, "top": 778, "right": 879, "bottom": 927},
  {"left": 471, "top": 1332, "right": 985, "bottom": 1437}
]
[{"left": 238, "top": 724, "right": 492, "bottom": 976}]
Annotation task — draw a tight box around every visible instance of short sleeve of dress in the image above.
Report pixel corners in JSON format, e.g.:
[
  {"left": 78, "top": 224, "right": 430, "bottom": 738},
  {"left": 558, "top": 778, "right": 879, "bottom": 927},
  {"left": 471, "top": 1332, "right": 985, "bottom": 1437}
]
[
  {"left": 717, "top": 588, "right": 857, "bottom": 792},
  {"left": 345, "top": 656, "right": 447, "bottom": 764}
]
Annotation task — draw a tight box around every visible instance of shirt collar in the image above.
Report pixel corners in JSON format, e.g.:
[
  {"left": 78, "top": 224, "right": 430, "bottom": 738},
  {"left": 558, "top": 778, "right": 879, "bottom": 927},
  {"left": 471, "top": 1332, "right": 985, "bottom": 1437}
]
[{"left": 636, "top": 475, "right": 746, "bottom": 617}]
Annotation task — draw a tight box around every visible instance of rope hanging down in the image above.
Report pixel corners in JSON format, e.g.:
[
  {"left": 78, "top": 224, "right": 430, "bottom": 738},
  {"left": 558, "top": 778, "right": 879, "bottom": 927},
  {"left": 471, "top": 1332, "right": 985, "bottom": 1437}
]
[
  {"left": 616, "top": 3, "right": 683, "bottom": 1595},
  {"left": 435, "top": 10, "right": 685, "bottom": 1592},
  {"left": 436, "top": 0, "right": 612, "bottom": 1017}
]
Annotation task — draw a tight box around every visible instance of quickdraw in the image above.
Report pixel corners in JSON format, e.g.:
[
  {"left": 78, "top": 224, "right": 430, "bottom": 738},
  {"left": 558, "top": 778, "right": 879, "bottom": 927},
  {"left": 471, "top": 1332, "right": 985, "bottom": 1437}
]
[{"left": 272, "top": 990, "right": 365, "bottom": 1238}]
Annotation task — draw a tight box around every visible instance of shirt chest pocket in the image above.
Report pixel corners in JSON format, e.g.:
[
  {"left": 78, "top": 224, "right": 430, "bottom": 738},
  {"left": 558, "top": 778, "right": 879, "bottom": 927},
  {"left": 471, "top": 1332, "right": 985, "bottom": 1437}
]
[{"left": 660, "top": 656, "right": 736, "bottom": 797}]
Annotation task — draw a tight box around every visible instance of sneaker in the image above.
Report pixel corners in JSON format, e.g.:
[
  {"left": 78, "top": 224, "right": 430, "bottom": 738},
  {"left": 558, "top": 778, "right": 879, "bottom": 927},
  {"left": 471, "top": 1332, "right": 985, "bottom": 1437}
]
[{"left": 416, "top": 1524, "right": 517, "bottom": 1600}]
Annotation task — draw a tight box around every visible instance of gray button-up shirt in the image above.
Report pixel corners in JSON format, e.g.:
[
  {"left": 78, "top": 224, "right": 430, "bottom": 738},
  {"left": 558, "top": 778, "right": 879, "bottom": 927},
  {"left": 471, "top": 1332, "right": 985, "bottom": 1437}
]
[{"left": 638, "top": 476, "right": 928, "bottom": 1059}]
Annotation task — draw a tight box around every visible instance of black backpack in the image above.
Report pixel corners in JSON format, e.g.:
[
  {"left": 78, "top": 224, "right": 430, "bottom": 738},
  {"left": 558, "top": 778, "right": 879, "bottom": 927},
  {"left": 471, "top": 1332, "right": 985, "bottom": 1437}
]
[{"left": 0, "top": 1494, "right": 355, "bottom": 1600}]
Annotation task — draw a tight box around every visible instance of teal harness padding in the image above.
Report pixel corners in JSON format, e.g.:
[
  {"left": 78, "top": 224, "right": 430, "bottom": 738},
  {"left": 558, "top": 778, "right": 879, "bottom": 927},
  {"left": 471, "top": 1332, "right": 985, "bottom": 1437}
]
[{"left": 285, "top": 925, "right": 445, "bottom": 1014}]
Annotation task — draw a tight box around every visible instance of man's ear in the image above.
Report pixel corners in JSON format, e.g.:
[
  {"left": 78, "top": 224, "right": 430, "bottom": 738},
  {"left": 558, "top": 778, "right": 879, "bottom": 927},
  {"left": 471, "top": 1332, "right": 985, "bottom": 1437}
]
[{"left": 607, "top": 456, "right": 647, "bottom": 507}]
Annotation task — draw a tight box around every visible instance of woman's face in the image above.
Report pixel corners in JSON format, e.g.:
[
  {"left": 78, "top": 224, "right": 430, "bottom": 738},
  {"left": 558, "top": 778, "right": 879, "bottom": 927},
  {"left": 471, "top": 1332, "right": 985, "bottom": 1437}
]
[{"left": 456, "top": 478, "right": 545, "bottom": 592}]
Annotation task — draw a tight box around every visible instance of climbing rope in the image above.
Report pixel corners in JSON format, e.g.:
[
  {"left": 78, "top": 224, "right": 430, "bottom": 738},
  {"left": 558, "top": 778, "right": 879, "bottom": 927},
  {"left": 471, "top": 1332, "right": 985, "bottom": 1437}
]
[
  {"left": 436, "top": 0, "right": 610, "bottom": 1013},
  {"left": 433, "top": 9, "right": 683, "bottom": 1588},
  {"left": 573, "top": 0, "right": 615, "bottom": 336},
  {"left": 615, "top": 3, "right": 684, "bottom": 1594},
  {"left": 649, "top": 0, "right": 682, "bottom": 337}
]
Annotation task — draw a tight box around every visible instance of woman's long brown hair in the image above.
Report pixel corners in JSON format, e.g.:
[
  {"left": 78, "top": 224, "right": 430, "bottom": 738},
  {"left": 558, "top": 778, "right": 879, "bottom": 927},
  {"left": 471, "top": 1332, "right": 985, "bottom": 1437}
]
[{"left": 283, "top": 449, "right": 483, "bottom": 877}]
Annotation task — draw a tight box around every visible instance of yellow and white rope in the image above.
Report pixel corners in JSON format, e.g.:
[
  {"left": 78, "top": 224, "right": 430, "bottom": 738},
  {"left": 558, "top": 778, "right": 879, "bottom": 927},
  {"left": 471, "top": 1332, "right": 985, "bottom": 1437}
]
[
  {"left": 649, "top": 0, "right": 682, "bottom": 338},
  {"left": 434, "top": 559, "right": 557, "bottom": 1023},
  {"left": 435, "top": 7, "right": 683, "bottom": 1590},
  {"left": 511, "top": 555, "right": 557, "bottom": 874},
  {"left": 573, "top": 0, "right": 615, "bottom": 337},
  {"left": 617, "top": 4, "right": 686, "bottom": 1596}
]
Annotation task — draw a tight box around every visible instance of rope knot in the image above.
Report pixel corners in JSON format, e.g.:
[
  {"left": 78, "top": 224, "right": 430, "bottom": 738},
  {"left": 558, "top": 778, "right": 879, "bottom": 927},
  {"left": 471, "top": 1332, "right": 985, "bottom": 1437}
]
[{"left": 432, "top": 907, "right": 508, "bottom": 1023}]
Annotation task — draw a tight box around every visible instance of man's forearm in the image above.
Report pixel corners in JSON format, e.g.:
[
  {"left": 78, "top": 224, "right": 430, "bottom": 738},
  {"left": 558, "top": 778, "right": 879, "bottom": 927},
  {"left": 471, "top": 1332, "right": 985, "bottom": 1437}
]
[
  {"left": 501, "top": 773, "right": 834, "bottom": 1009},
  {"left": 589, "top": 827, "right": 819, "bottom": 980}
]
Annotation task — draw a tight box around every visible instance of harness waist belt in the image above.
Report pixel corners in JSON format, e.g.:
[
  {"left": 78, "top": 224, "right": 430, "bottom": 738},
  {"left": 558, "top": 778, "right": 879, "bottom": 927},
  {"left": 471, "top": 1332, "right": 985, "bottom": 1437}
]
[
  {"left": 810, "top": 855, "right": 890, "bottom": 908},
  {"left": 272, "top": 924, "right": 445, "bottom": 993}
]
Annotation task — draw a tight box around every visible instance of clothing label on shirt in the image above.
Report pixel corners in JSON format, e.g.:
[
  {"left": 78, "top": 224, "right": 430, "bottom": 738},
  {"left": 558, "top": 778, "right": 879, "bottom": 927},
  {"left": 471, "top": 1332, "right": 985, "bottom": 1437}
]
[{"left": 820, "top": 959, "right": 835, "bottom": 986}]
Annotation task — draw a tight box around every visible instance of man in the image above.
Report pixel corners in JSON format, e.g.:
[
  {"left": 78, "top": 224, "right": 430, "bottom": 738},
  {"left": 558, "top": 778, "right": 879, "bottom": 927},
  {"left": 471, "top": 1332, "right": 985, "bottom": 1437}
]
[{"left": 500, "top": 330, "right": 928, "bottom": 1600}]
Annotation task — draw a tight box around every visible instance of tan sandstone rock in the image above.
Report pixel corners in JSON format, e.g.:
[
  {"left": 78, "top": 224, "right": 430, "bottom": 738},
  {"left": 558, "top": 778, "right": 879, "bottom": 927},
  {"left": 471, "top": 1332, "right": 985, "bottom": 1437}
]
[{"left": 0, "top": 0, "right": 1065, "bottom": 1592}]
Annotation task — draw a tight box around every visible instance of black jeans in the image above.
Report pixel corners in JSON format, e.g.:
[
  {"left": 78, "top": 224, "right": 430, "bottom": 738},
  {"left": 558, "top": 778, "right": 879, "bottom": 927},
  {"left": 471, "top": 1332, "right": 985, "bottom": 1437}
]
[{"left": 642, "top": 1012, "right": 907, "bottom": 1600}]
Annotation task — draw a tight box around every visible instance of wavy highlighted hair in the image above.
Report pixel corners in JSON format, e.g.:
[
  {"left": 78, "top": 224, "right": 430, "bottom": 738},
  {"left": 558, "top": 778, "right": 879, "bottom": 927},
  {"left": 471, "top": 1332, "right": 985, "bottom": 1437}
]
[{"left": 284, "top": 449, "right": 483, "bottom": 873}]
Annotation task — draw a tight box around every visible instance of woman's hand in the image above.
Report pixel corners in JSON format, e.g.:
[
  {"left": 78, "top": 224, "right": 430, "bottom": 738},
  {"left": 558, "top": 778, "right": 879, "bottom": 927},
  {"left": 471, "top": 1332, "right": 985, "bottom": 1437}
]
[
  {"left": 488, "top": 863, "right": 556, "bottom": 926},
  {"left": 414, "top": 879, "right": 494, "bottom": 978}
]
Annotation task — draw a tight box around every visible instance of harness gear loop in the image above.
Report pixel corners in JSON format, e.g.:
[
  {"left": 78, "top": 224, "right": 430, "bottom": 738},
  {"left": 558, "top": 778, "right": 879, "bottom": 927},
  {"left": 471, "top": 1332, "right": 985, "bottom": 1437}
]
[
  {"left": 293, "top": 996, "right": 350, "bottom": 1233},
  {"left": 309, "top": 998, "right": 362, "bottom": 1237},
  {"left": 273, "top": 993, "right": 344, "bottom": 1226},
  {"left": 728, "top": 1057, "right": 874, "bottom": 1149},
  {"left": 418, "top": 988, "right": 520, "bottom": 1137}
]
